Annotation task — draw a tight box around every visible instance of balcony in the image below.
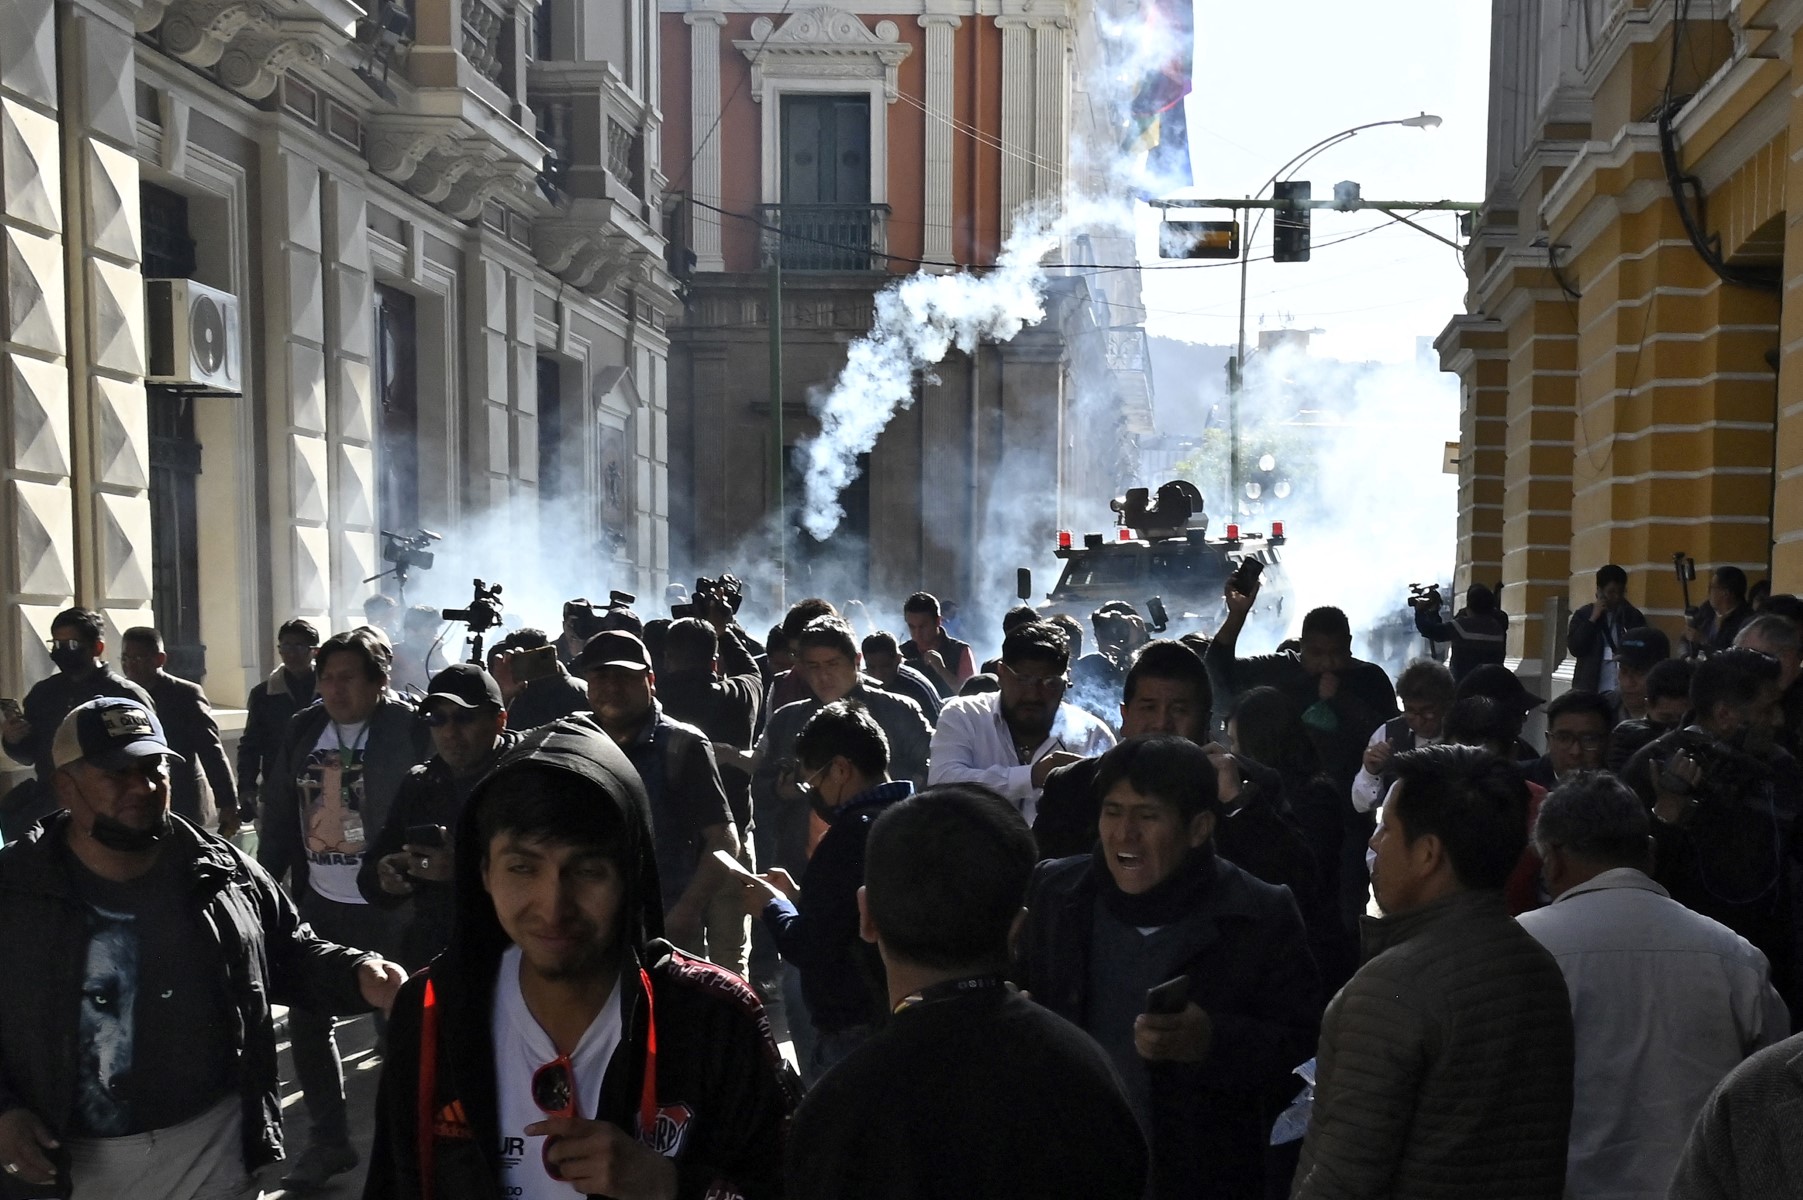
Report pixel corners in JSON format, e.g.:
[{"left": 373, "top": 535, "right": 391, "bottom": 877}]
[{"left": 757, "top": 204, "right": 891, "bottom": 271}]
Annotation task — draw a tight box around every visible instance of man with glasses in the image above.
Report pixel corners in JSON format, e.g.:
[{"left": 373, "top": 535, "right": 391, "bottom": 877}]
[
  {"left": 1526, "top": 690, "right": 1614, "bottom": 789},
  {"left": 360, "top": 663, "right": 520, "bottom": 968},
  {"left": 118, "top": 626, "right": 239, "bottom": 835},
  {"left": 0, "top": 698, "right": 405, "bottom": 1200},
  {"left": 928, "top": 621, "right": 1114, "bottom": 825},
  {"left": 237, "top": 618, "right": 320, "bottom": 830},
  {"left": 2, "top": 608, "right": 155, "bottom": 800},
  {"left": 751, "top": 619, "right": 931, "bottom": 881},
  {"left": 364, "top": 716, "right": 797, "bottom": 1200}
]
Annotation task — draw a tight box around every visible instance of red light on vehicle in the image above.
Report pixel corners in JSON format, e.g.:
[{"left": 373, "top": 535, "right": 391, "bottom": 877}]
[
  {"left": 1271, "top": 521, "right": 1285, "bottom": 538},
  {"left": 1058, "top": 530, "right": 1072, "bottom": 549},
  {"left": 1226, "top": 523, "right": 1240, "bottom": 541},
  {"left": 1118, "top": 529, "right": 1132, "bottom": 541}
]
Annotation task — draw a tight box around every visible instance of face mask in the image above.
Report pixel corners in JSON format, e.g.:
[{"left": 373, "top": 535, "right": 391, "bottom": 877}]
[
  {"left": 89, "top": 810, "right": 171, "bottom": 853},
  {"left": 50, "top": 645, "right": 91, "bottom": 671}
]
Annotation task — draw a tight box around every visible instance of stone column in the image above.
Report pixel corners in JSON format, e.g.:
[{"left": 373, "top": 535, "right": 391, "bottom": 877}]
[
  {"left": 685, "top": 12, "right": 727, "bottom": 272},
  {"left": 464, "top": 256, "right": 515, "bottom": 512},
  {"left": 996, "top": 16, "right": 1033, "bottom": 241},
  {"left": 61, "top": 2, "right": 153, "bottom": 641},
  {"left": 1437, "top": 316, "right": 1508, "bottom": 595},
  {"left": 918, "top": 15, "right": 960, "bottom": 263},
  {"left": 0, "top": 0, "right": 73, "bottom": 695},
  {"left": 507, "top": 270, "right": 541, "bottom": 549},
  {"left": 1031, "top": 18, "right": 1068, "bottom": 208},
  {"left": 1776, "top": 30, "right": 1803, "bottom": 587},
  {"left": 260, "top": 143, "right": 332, "bottom": 623},
  {"left": 322, "top": 174, "right": 378, "bottom": 623}
]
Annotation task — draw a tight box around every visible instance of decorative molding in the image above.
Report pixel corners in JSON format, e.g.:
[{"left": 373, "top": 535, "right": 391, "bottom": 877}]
[
  {"left": 687, "top": 10, "right": 726, "bottom": 270},
  {"left": 735, "top": 6, "right": 913, "bottom": 103},
  {"left": 998, "top": 16, "right": 1033, "bottom": 238}
]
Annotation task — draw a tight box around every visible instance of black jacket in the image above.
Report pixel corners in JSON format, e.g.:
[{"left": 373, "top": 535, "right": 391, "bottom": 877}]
[
  {"left": 2, "top": 666, "right": 154, "bottom": 785},
  {"left": 1204, "top": 644, "right": 1399, "bottom": 795},
  {"left": 657, "top": 627, "right": 764, "bottom": 831},
  {"left": 1413, "top": 607, "right": 1508, "bottom": 681},
  {"left": 237, "top": 667, "right": 314, "bottom": 811},
  {"left": 1022, "top": 851, "right": 1321, "bottom": 1199},
  {"left": 356, "top": 730, "right": 523, "bottom": 968},
  {"left": 1566, "top": 600, "right": 1647, "bottom": 692},
  {"left": 505, "top": 665, "right": 589, "bottom": 731},
  {"left": 258, "top": 695, "right": 429, "bottom": 894},
  {"left": 1032, "top": 756, "right": 1103, "bottom": 860},
  {"left": 363, "top": 717, "right": 799, "bottom": 1200},
  {"left": 0, "top": 812, "right": 375, "bottom": 1198},
  {"left": 144, "top": 671, "right": 237, "bottom": 825}
]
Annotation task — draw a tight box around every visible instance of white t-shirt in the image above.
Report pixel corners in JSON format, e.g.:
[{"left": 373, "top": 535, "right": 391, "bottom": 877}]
[
  {"left": 491, "top": 945, "right": 626, "bottom": 1200},
  {"left": 296, "top": 720, "right": 370, "bottom": 905}
]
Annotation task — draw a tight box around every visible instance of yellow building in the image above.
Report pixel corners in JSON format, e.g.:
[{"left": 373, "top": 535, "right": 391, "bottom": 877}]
[{"left": 1439, "top": 0, "right": 1801, "bottom": 688}]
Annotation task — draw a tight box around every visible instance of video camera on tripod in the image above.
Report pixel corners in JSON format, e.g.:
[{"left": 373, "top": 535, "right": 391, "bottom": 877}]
[
  {"left": 443, "top": 578, "right": 505, "bottom": 664},
  {"left": 364, "top": 529, "right": 442, "bottom": 603}
]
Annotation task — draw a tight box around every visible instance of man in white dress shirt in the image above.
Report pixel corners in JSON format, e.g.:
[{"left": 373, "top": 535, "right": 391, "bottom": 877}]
[{"left": 927, "top": 622, "right": 1114, "bottom": 824}]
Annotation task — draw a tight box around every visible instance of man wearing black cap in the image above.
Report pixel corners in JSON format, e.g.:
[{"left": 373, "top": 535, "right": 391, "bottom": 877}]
[
  {"left": 1604, "top": 625, "right": 1671, "bottom": 726},
  {"left": 360, "top": 663, "right": 522, "bottom": 968},
  {"left": 1454, "top": 664, "right": 1545, "bottom": 762},
  {"left": 0, "top": 698, "right": 405, "bottom": 1200},
  {"left": 575, "top": 630, "right": 742, "bottom": 969}
]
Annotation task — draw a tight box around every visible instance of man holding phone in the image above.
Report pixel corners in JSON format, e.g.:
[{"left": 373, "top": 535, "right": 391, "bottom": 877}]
[
  {"left": 359, "top": 663, "right": 519, "bottom": 968},
  {"left": 1021, "top": 735, "right": 1321, "bottom": 1200}
]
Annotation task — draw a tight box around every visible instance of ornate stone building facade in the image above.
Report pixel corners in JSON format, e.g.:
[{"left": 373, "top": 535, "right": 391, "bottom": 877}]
[
  {"left": 657, "top": 0, "right": 1151, "bottom": 617},
  {"left": 0, "top": 0, "right": 676, "bottom": 713},
  {"left": 1438, "top": 0, "right": 1803, "bottom": 687}
]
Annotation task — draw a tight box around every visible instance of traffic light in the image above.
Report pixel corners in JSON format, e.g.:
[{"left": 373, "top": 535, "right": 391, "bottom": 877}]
[
  {"left": 1273, "top": 180, "right": 1311, "bottom": 263},
  {"left": 1158, "top": 220, "right": 1239, "bottom": 260}
]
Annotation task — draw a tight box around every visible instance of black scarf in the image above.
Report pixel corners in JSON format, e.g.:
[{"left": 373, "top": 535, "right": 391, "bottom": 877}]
[{"left": 1092, "top": 840, "right": 1219, "bottom": 928}]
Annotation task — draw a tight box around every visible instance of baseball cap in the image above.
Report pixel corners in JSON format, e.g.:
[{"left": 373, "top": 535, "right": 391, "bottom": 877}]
[
  {"left": 1616, "top": 626, "right": 1671, "bottom": 670},
  {"left": 53, "top": 698, "right": 185, "bottom": 770},
  {"left": 1455, "top": 663, "right": 1544, "bottom": 712},
  {"left": 572, "top": 630, "right": 652, "bottom": 675},
  {"left": 424, "top": 662, "right": 503, "bottom": 710}
]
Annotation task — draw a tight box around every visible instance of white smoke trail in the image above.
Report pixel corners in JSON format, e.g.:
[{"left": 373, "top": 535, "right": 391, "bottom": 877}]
[{"left": 797, "top": 213, "right": 1062, "bottom": 540}]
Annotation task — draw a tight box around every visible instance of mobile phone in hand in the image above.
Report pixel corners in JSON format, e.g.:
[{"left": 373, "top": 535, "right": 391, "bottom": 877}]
[
  {"left": 1145, "top": 975, "right": 1190, "bottom": 1016},
  {"left": 404, "top": 824, "right": 447, "bottom": 849}
]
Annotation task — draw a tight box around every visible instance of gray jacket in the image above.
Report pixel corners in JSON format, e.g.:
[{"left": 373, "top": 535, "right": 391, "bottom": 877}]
[{"left": 1670, "top": 1031, "right": 1803, "bottom": 1199}]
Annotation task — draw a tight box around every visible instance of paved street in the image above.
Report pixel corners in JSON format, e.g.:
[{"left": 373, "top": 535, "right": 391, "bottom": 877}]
[{"left": 256, "top": 1013, "right": 383, "bottom": 1200}]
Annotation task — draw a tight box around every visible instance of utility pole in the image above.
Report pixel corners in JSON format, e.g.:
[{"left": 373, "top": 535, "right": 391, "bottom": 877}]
[{"left": 769, "top": 245, "right": 786, "bottom": 611}]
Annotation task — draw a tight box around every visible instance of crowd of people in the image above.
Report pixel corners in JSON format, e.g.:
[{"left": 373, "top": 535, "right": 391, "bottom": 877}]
[{"left": 2, "top": 560, "right": 1803, "bottom": 1199}]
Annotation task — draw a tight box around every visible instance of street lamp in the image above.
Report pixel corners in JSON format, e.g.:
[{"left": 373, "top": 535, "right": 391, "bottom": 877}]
[{"left": 1229, "top": 113, "right": 1442, "bottom": 510}]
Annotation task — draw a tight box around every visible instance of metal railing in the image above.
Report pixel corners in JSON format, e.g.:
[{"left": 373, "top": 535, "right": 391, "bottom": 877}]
[{"left": 757, "top": 204, "right": 891, "bottom": 271}]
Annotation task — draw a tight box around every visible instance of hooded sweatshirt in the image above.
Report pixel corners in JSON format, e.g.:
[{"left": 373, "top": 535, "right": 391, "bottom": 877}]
[{"left": 363, "top": 716, "right": 799, "bottom": 1200}]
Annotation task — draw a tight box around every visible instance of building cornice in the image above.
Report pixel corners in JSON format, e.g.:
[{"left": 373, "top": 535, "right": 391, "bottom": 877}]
[
  {"left": 1672, "top": 52, "right": 1791, "bottom": 190},
  {"left": 734, "top": 6, "right": 912, "bottom": 103},
  {"left": 1541, "top": 124, "right": 1666, "bottom": 245}
]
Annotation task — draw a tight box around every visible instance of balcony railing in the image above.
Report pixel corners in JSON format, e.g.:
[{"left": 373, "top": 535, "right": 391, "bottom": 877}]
[
  {"left": 461, "top": 0, "right": 511, "bottom": 91},
  {"left": 607, "top": 117, "right": 640, "bottom": 196},
  {"left": 757, "top": 204, "right": 891, "bottom": 271}
]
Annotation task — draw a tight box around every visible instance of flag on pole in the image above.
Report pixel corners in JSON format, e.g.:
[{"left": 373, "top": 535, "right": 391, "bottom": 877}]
[{"left": 1129, "top": 0, "right": 1195, "bottom": 189}]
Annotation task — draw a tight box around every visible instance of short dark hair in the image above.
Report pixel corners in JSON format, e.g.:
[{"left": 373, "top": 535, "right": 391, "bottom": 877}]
[
  {"left": 1692, "top": 647, "right": 1780, "bottom": 718},
  {"left": 766, "top": 624, "right": 790, "bottom": 655},
  {"left": 1545, "top": 688, "right": 1613, "bottom": 728},
  {"left": 1713, "top": 566, "right": 1749, "bottom": 603},
  {"left": 1645, "top": 657, "right": 1695, "bottom": 705},
  {"left": 959, "top": 673, "right": 1000, "bottom": 696},
  {"left": 863, "top": 784, "right": 1036, "bottom": 970},
  {"left": 1533, "top": 771, "right": 1650, "bottom": 866},
  {"left": 316, "top": 627, "right": 393, "bottom": 681},
  {"left": 861, "top": 631, "right": 900, "bottom": 659},
  {"left": 1389, "top": 744, "right": 1530, "bottom": 891},
  {"left": 1762, "top": 593, "right": 1803, "bottom": 629},
  {"left": 1596, "top": 564, "right": 1627, "bottom": 590},
  {"left": 52, "top": 607, "right": 104, "bottom": 643},
  {"left": 279, "top": 618, "right": 321, "bottom": 646},
  {"left": 796, "top": 617, "right": 858, "bottom": 663},
  {"left": 1002, "top": 604, "right": 1039, "bottom": 637},
  {"left": 664, "top": 618, "right": 719, "bottom": 671},
  {"left": 1228, "top": 687, "right": 1321, "bottom": 780},
  {"left": 491, "top": 627, "right": 550, "bottom": 656},
  {"left": 1048, "top": 613, "right": 1084, "bottom": 659},
  {"left": 121, "top": 626, "right": 163, "bottom": 652},
  {"left": 795, "top": 700, "right": 890, "bottom": 779},
  {"left": 1001, "top": 621, "right": 1069, "bottom": 672},
  {"left": 1396, "top": 659, "right": 1456, "bottom": 706},
  {"left": 1300, "top": 606, "right": 1351, "bottom": 643},
  {"left": 475, "top": 763, "right": 629, "bottom": 865},
  {"left": 782, "top": 598, "right": 839, "bottom": 644},
  {"left": 404, "top": 604, "right": 440, "bottom": 630},
  {"left": 1465, "top": 583, "right": 1498, "bottom": 614},
  {"left": 1122, "top": 640, "right": 1209, "bottom": 710},
  {"left": 1443, "top": 695, "right": 1517, "bottom": 752},
  {"left": 903, "top": 592, "right": 940, "bottom": 618},
  {"left": 1092, "top": 735, "right": 1219, "bottom": 822},
  {"left": 363, "top": 594, "right": 399, "bottom": 618}
]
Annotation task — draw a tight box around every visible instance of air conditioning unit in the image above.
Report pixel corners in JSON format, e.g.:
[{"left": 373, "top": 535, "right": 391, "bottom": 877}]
[{"left": 145, "top": 278, "right": 242, "bottom": 393}]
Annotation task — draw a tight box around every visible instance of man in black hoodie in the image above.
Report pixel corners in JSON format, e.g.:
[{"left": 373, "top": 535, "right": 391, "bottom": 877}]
[{"left": 365, "top": 715, "right": 798, "bottom": 1200}]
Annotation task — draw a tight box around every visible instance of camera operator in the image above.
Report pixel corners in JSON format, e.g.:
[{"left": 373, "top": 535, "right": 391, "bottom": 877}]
[
  {"left": 1625, "top": 648, "right": 1803, "bottom": 1020},
  {"left": 389, "top": 603, "right": 448, "bottom": 697},
  {"left": 486, "top": 628, "right": 588, "bottom": 731},
  {"left": 1608, "top": 658, "right": 1695, "bottom": 772},
  {"left": 1411, "top": 583, "right": 1507, "bottom": 683},
  {"left": 1074, "top": 603, "right": 1151, "bottom": 714},
  {"left": 659, "top": 616, "right": 764, "bottom": 838},
  {"left": 555, "top": 597, "right": 604, "bottom": 667}
]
